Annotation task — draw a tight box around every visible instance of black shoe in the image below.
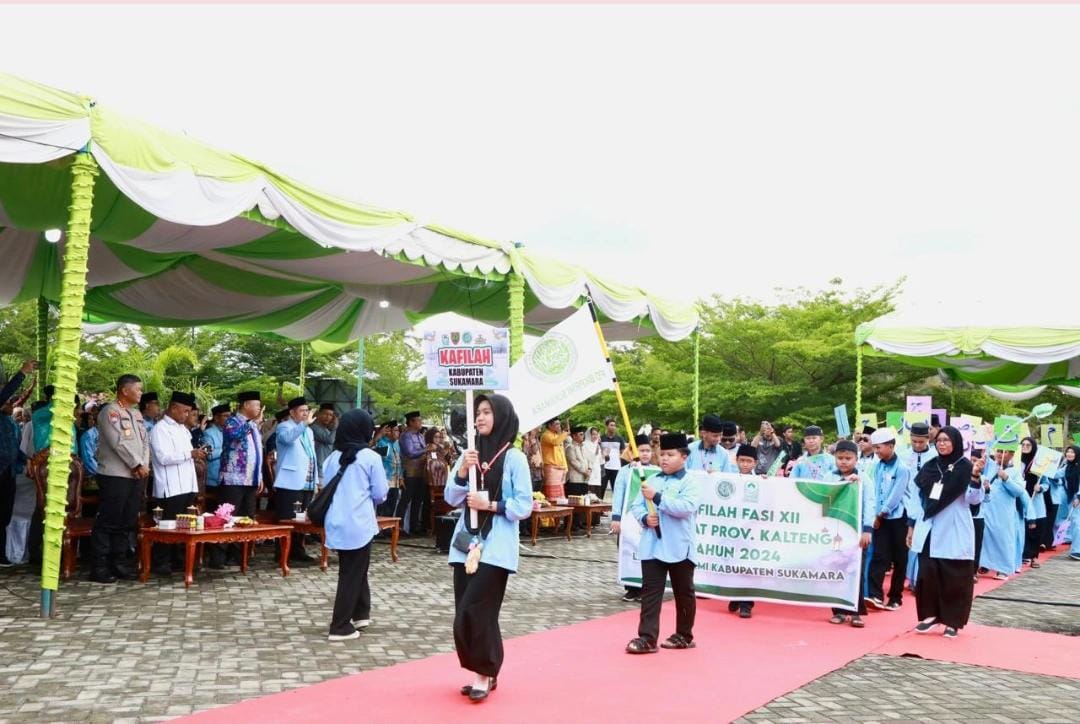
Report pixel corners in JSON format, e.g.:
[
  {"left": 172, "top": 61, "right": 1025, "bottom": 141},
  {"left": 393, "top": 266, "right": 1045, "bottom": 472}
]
[
  {"left": 289, "top": 551, "right": 316, "bottom": 564},
  {"left": 90, "top": 568, "right": 117, "bottom": 584},
  {"left": 460, "top": 677, "right": 497, "bottom": 697},
  {"left": 739, "top": 605, "right": 753, "bottom": 619},
  {"left": 727, "top": 602, "right": 739, "bottom": 613},
  {"left": 111, "top": 563, "right": 138, "bottom": 580}
]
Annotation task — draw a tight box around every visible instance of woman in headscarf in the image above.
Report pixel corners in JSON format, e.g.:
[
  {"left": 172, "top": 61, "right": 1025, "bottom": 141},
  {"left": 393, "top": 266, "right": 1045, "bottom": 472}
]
[
  {"left": 910, "top": 426, "right": 985, "bottom": 638},
  {"left": 1019, "top": 437, "right": 1048, "bottom": 566},
  {"left": 445, "top": 394, "right": 534, "bottom": 702},
  {"left": 323, "top": 409, "right": 389, "bottom": 641},
  {"left": 1049, "top": 446, "right": 1079, "bottom": 540}
]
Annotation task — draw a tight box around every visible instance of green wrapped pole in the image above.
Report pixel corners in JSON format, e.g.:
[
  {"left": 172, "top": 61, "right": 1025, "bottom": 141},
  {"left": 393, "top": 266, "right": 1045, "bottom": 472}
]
[
  {"left": 855, "top": 344, "right": 864, "bottom": 427},
  {"left": 355, "top": 337, "right": 365, "bottom": 408},
  {"left": 693, "top": 328, "right": 700, "bottom": 429},
  {"left": 36, "top": 297, "right": 49, "bottom": 399},
  {"left": 41, "top": 151, "right": 97, "bottom": 616},
  {"left": 508, "top": 272, "right": 525, "bottom": 365}
]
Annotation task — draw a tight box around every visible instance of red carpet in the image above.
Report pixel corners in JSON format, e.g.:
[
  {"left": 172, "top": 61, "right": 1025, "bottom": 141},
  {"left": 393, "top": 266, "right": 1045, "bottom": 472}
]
[
  {"left": 185, "top": 599, "right": 920, "bottom": 724},
  {"left": 183, "top": 556, "right": 1068, "bottom": 723},
  {"left": 875, "top": 624, "right": 1080, "bottom": 679}
]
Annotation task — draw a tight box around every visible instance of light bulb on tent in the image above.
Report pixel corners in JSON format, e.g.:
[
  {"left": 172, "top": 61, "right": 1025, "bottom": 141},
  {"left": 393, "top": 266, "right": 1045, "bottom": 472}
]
[{"left": 44, "top": 229, "right": 61, "bottom": 243}]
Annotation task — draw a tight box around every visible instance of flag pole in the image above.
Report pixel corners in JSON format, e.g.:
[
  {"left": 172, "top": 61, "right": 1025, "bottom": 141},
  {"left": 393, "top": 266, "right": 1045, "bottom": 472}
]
[{"left": 584, "top": 294, "right": 657, "bottom": 522}]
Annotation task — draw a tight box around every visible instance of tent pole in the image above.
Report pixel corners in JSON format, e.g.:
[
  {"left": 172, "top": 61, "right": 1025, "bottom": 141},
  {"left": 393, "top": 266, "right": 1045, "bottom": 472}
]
[
  {"left": 355, "top": 337, "right": 365, "bottom": 409},
  {"left": 40, "top": 150, "right": 97, "bottom": 617},
  {"left": 299, "top": 344, "right": 306, "bottom": 395},
  {"left": 36, "top": 297, "right": 49, "bottom": 399},
  {"left": 693, "top": 328, "right": 700, "bottom": 429},
  {"left": 855, "top": 344, "right": 863, "bottom": 427},
  {"left": 508, "top": 272, "right": 525, "bottom": 365}
]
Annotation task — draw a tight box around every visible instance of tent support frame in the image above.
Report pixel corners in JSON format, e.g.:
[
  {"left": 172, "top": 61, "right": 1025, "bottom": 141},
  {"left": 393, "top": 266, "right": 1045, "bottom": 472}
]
[{"left": 40, "top": 150, "right": 98, "bottom": 617}]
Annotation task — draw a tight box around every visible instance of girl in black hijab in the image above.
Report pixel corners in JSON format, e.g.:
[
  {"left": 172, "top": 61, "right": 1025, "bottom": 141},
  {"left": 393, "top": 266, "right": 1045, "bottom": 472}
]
[
  {"left": 1019, "top": 436, "right": 1048, "bottom": 564},
  {"left": 911, "top": 426, "right": 985, "bottom": 638},
  {"left": 1064, "top": 446, "right": 1080, "bottom": 502},
  {"left": 445, "top": 394, "right": 534, "bottom": 702},
  {"left": 323, "top": 409, "right": 388, "bottom": 641}
]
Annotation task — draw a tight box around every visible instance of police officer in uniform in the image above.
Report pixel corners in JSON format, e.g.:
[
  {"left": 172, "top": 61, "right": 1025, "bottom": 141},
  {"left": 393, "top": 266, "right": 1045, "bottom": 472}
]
[{"left": 91, "top": 374, "right": 150, "bottom": 583}]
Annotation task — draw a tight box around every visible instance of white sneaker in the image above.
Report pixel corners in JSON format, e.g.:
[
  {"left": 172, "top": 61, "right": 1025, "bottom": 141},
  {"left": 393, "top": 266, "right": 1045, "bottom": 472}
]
[
  {"left": 328, "top": 631, "right": 360, "bottom": 642},
  {"left": 350, "top": 618, "right": 371, "bottom": 629}
]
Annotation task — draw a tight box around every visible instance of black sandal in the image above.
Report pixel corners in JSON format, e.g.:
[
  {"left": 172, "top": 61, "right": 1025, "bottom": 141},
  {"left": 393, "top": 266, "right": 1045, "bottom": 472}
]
[
  {"left": 625, "top": 637, "right": 658, "bottom": 654},
  {"left": 460, "top": 677, "right": 497, "bottom": 696},
  {"left": 828, "top": 614, "right": 848, "bottom": 625},
  {"left": 660, "top": 634, "right": 696, "bottom": 649}
]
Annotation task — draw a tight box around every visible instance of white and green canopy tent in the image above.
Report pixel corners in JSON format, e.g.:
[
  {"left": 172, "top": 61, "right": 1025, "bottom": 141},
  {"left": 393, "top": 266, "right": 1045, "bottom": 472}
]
[
  {"left": 854, "top": 303, "right": 1080, "bottom": 416},
  {"left": 0, "top": 71, "right": 698, "bottom": 612}
]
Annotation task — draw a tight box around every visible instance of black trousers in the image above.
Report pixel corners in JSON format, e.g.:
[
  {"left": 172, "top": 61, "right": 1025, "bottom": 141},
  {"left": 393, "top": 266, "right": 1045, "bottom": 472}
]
[
  {"left": 329, "top": 544, "right": 372, "bottom": 635},
  {"left": 400, "top": 475, "right": 429, "bottom": 534},
  {"left": 973, "top": 517, "right": 985, "bottom": 569},
  {"left": 274, "top": 488, "right": 313, "bottom": 556},
  {"left": 91, "top": 475, "right": 143, "bottom": 569},
  {"left": 376, "top": 487, "right": 401, "bottom": 518},
  {"left": 151, "top": 492, "right": 197, "bottom": 569},
  {"left": 916, "top": 534, "right": 975, "bottom": 629},
  {"left": 832, "top": 548, "right": 869, "bottom": 616},
  {"left": 216, "top": 486, "right": 256, "bottom": 562},
  {"left": 638, "top": 558, "right": 696, "bottom": 646},
  {"left": 868, "top": 518, "right": 908, "bottom": 604},
  {"left": 600, "top": 468, "right": 619, "bottom": 499},
  {"left": 453, "top": 562, "right": 509, "bottom": 678},
  {"left": 1042, "top": 502, "right": 1058, "bottom": 549},
  {"left": 1023, "top": 518, "right": 1043, "bottom": 561},
  {"left": 0, "top": 469, "right": 15, "bottom": 562}
]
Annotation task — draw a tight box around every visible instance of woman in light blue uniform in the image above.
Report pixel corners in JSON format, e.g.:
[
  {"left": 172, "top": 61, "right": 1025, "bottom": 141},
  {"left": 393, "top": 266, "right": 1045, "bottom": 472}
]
[
  {"left": 978, "top": 449, "right": 1024, "bottom": 579},
  {"left": 1019, "top": 437, "right": 1049, "bottom": 566},
  {"left": 445, "top": 394, "right": 533, "bottom": 703},
  {"left": 323, "top": 409, "right": 389, "bottom": 642},
  {"left": 1046, "top": 457, "right": 1070, "bottom": 541},
  {"left": 1067, "top": 494, "right": 1080, "bottom": 560},
  {"left": 911, "top": 426, "right": 984, "bottom": 638}
]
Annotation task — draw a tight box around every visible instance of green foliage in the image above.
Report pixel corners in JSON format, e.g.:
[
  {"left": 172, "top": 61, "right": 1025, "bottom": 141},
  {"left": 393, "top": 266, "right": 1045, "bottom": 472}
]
[{"left": 569, "top": 280, "right": 1034, "bottom": 435}]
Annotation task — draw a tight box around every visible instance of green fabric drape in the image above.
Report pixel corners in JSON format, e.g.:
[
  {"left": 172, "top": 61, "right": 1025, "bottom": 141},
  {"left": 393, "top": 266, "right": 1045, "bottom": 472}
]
[{"left": 41, "top": 151, "right": 97, "bottom": 600}]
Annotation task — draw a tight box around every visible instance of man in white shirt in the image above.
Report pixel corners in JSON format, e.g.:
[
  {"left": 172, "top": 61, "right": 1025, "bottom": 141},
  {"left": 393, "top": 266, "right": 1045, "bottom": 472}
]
[{"left": 149, "top": 391, "right": 206, "bottom": 576}]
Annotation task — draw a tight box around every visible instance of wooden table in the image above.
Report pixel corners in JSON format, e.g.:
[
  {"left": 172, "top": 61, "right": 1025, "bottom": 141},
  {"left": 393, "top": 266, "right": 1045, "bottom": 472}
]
[
  {"left": 138, "top": 524, "right": 291, "bottom": 588},
  {"left": 255, "top": 514, "right": 401, "bottom": 566},
  {"left": 568, "top": 502, "right": 613, "bottom": 537},
  {"left": 377, "top": 517, "right": 401, "bottom": 562},
  {"left": 529, "top": 506, "right": 573, "bottom": 546}
]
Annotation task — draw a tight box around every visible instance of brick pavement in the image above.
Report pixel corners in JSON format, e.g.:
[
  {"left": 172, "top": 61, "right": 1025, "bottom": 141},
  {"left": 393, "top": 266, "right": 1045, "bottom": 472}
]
[
  {"left": 970, "top": 552, "right": 1080, "bottom": 636},
  {"left": 0, "top": 530, "right": 631, "bottom": 721},
  {"left": 1, "top": 526, "right": 1076, "bottom": 722},
  {"left": 735, "top": 655, "right": 1080, "bottom": 723}
]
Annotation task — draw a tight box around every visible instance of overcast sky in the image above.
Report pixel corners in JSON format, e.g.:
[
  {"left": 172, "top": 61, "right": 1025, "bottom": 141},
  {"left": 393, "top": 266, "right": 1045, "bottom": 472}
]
[{"left": 3, "top": 3, "right": 1079, "bottom": 313}]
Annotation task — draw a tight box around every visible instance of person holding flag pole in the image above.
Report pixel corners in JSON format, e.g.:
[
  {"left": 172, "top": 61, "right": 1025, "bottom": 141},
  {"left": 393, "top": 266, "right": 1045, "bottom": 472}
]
[{"left": 610, "top": 434, "right": 658, "bottom": 602}]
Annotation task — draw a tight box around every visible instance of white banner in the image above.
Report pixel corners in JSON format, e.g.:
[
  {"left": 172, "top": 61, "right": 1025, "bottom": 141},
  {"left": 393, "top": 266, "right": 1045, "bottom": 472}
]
[
  {"left": 422, "top": 326, "right": 509, "bottom": 391},
  {"left": 619, "top": 473, "right": 863, "bottom": 609},
  {"left": 506, "top": 305, "right": 614, "bottom": 433}
]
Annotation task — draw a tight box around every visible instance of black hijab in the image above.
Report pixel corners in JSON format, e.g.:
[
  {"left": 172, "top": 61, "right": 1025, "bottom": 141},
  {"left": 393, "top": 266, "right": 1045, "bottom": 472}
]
[
  {"left": 1020, "top": 436, "right": 1040, "bottom": 496},
  {"left": 474, "top": 393, "right": 519, "bottom": 498},
  {"left": 334, "top": 409, "right": 375, "bottom": 468},
  {"left": 1064, "top": 445, "right": 1080, "bottom": 499},
  {"left": 915, "top": 425, "right": 973, "bottom": 518}
]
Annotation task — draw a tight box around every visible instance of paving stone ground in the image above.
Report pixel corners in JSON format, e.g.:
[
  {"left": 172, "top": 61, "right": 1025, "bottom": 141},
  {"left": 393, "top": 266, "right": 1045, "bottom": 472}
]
[
  {"left": 0, "top": 526, "right": 1076, "bottom": 722},
  {"left": 0, "top": 528, "right": 631, "bottom": 721},
  {"left": 970, "top": 551, "right": 1080, "bottom": 636},
  {"left": 735, "top": 655, "right": 1080, "bottom": 723}
]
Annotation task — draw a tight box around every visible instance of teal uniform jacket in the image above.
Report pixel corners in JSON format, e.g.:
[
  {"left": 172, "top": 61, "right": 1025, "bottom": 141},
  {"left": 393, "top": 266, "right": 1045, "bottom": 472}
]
[
  {"left": 873, "top": 455, "right": 912, "bottom": 520},
  {"left": 686, "top": 441, "right": 737, "bottom": 475},
  {"left": 445, "top": 449, "right": 534, "bottom": 573},
  {"left": 630, "top": 468, "right": 702, "bottom": 564}
]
